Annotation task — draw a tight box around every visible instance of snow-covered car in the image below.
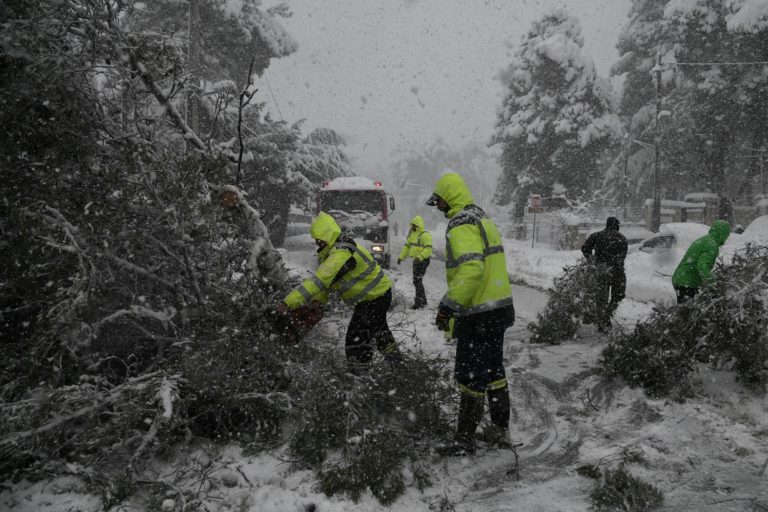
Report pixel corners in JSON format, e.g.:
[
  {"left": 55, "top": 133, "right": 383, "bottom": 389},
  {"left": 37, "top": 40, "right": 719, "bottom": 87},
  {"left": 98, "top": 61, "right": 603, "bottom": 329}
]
[
  {"left": 635, "top": 222, "right": 709, "bottom": 254},
  {"left": 741, "top": 215, "right": 768, "bottom": 245}
]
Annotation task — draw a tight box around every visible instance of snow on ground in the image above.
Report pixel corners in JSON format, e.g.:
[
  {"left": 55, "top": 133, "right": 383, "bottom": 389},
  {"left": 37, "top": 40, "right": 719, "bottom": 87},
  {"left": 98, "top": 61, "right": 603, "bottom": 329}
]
[
  {"left": 504, "top": 237, "right": 680, "bottom": 306},
  {"left": 4, "top": 232, "right": 767, "bottom": 512}
]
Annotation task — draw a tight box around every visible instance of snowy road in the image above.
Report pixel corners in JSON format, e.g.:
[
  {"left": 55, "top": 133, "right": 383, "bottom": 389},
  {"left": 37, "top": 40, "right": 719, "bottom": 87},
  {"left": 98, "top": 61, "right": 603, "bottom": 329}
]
[{"left": 277, "top": 237, "right": 768, "bottom": 512}]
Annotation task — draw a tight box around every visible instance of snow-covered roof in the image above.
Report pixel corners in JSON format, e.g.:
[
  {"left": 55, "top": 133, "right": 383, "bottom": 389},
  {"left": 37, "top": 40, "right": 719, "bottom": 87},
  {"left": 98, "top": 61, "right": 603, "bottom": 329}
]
[
  {"left": 683, "top": 192, "right": 719, "bottom": 202},
  {"left": 323, "top": 177, "right": 381, "bottom": 191},
  {"left": 643, "top": 199, "right": 706, "bottom": 208}
]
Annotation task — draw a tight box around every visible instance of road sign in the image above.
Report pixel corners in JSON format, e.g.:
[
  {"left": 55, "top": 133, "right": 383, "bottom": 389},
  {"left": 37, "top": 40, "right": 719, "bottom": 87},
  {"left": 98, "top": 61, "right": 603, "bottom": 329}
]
[
  {"left": 528, "top": 207, "right": 544, "bottom": 214},
  {"left": 530, "top": 194, "right": 542, "bottom": 208}
]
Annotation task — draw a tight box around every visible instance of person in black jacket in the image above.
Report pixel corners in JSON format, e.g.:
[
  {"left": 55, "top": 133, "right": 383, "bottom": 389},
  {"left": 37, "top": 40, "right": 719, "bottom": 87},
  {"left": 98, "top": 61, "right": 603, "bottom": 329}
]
[{"left": 580, "top": 217, "right": 628, "bottom": 331}]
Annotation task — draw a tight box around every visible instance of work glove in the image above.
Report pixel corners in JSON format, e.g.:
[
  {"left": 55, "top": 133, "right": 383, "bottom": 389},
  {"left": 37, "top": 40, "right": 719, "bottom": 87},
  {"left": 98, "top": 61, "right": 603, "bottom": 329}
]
[
  {"left": 276, "top": 302, "right": 289, "bottom": 315},
  {"left": 435, "top": 309, "right": 451, "bottom": 332},
  {"left": 397, "top": 258, "right": 403, "bottom": 265}
]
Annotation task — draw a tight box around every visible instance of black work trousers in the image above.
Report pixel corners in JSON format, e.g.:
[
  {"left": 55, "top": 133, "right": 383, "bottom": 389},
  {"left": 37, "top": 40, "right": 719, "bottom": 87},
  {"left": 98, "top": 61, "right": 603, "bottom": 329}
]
[
  {"left": 597, "top": 266, "right": 626, "bottom": 327},
  {"left": 673, "top": 285, "right": 698, "bottom": 304},
  {"left": 413, "top": 258, "right": 430, "bottom": 307},
  {"left": 345, "top": 289, "right": 399, "bottom": 366}
]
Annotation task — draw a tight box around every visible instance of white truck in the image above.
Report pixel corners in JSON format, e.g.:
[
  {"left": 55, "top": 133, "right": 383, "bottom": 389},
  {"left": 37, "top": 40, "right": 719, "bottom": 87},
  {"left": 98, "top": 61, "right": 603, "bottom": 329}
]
[{"left": 316, "top": 177, "right": 396, "bottom": 268}]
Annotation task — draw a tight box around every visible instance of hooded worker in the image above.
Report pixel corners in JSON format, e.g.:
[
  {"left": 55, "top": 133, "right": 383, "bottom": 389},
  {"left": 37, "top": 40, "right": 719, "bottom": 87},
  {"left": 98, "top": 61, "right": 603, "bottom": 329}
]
[
  {"left": 425, "top": 172, "right": 516, "bottom": 454},
  {"left": 671, "top": 219, "right": 730, "bottom": 304},
  {"left": 278, "top": 212, "right": 401, "bottom": 370},
  {"left": 581, "top": 216, "right": 628, "bottom": 331},
  {"left": 397, "top": 215, "right": 433, "bottom": 309}
]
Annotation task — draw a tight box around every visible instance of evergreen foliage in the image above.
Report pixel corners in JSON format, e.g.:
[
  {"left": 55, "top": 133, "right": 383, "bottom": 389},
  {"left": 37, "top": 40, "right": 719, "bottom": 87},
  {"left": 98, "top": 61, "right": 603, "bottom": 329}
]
[
  {"left": 288, "top": 349, "right": 453, "bottom": 504},
  {"left": 600, "top": 245, "right": 768, "bottom": 397},
  {"left": 612, "top": 0, "right": 768, "bottom": 206},
  {"left": 492, "top": 8, "right": 621, "bottom": 217},
  {"left": 0, "top": 0, "right": 374, "bottom": 505},
  {"left": 528, "top": 262, "right": 611, "bottom": 344},
  {"left": 589, "top": 467, "right": 664, "bottom": 512}
]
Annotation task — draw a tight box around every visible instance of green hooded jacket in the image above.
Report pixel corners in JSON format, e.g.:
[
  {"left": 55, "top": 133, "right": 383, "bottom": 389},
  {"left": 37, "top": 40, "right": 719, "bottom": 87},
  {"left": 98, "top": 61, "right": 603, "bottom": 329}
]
[
  {"left": 671, "top": 220, "right": 731, "bottom": 288},
  {"left": 283, "top": 212, "right": 391, "bottom": 308},
  {"left": 431, "top": 173, "right": 514, "bottom": 321},
  {"left": 399, "top": 215, "right": 433, "bottom": 261}
]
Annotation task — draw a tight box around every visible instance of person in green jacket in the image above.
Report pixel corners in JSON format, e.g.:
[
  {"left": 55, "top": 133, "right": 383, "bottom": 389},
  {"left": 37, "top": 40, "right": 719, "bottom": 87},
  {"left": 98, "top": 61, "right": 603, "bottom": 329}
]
[
  {"left": 397, "top": 215, "right": 433, "bottom": 309},
  {"left": 426, "top": 172, "right": 516, "bottom": 454},
  {"left": 278, "top": 212, "right": 401, "bottom": 369},
  {"left": 671, "top": 219, "right": 730, "bottom": 303}
]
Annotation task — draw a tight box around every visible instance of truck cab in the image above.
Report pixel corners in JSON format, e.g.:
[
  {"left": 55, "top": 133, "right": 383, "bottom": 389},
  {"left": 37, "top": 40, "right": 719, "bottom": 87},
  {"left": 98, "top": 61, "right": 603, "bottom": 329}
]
[{"left": 316, "top": 177, "right": 395, "bottom": 268}]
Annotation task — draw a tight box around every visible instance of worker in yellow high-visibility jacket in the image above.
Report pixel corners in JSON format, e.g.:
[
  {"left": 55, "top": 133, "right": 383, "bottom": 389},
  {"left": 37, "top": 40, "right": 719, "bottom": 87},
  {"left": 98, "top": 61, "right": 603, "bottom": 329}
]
[
  {"left": 426, "top": 172, "right": 515, "bottom": 455},
  {"left": 278, "top": 212, "right": 401, "bottom": 370},
  {"left": 397, "top": 215, "right": 433, "bottom": 309}
]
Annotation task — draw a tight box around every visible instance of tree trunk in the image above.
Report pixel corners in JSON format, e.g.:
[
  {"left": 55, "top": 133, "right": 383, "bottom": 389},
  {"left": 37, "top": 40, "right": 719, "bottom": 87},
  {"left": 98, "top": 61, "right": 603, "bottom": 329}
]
[{"left": 186, "top": 0, "right": 201, "bottom": 135}]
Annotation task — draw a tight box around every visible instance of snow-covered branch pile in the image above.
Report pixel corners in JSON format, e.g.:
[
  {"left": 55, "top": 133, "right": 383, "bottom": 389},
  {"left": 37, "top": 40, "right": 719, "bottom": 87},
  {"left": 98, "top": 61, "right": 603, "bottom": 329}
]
[
  {"left": 601, "top": 244, "right": 768, "bottom": 398},
  {"left": 528, "top": 262, "right": 612, "bottom": 344}
]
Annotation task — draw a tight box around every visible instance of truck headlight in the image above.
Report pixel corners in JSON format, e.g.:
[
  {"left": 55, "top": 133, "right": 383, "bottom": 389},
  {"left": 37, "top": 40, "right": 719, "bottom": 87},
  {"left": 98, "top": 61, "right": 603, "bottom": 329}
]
[{"left": 371, "top": 245, "right": 385, "bottom": 253}]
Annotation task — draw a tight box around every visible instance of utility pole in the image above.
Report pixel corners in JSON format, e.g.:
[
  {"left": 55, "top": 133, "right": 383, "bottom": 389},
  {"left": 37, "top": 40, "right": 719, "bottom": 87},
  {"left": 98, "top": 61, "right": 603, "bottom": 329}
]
[
  {"left": 651, "top": 55, "right": 663, "bottom": 232},
  {"left": 623, "top": 135, "right": 630, "bottom": 221}
]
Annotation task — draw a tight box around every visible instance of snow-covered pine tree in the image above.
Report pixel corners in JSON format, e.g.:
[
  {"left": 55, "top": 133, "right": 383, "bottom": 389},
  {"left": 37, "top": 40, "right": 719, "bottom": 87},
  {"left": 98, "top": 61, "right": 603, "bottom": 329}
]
[
  {"left": 605, "top": 1, "right": 673, "bottom": 209},
  {"left": 613, "top": 0, "right": 768, "bottom": 204},
  {"left": 244, "top": 118, "right": 354, "bottom": 246},
  {"left": 661, "top": 0, "right": 768, "bottom": 201},
  {"left": 492, "top": 8, "right": 621, "bottom": 219},
  {"left": 127, "top": 0, "right": 297, "bottom": 132},
  {"left": 612, "top": 0, "right": 672, "bottom": 126}
]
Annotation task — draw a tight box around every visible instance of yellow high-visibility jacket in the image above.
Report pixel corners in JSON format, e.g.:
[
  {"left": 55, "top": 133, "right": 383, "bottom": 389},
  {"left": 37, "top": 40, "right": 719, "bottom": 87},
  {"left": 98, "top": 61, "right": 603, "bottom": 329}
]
[
  {"left": 399, "top": 215, "right": 433, "bottom": 262},
  {"left": 432, "top": 173, "right": 514, "bottom": 319},
  {"left": 283, "top": 212, "right": 391, "bottom": 309}
]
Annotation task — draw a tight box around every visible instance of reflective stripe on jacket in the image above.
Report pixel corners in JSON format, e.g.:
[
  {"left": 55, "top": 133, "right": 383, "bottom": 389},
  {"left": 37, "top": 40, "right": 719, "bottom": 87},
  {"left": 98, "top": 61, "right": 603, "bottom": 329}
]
[
  {"left": 284, "top": 213, "right": 392, "bottom": 309},
  {"left": 399, "top": 215, "right": 433, "bottom": 261}
]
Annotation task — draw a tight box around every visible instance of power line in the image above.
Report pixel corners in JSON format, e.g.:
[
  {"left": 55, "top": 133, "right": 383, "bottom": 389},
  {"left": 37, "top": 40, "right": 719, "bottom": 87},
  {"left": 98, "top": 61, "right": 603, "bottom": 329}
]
[{"left": 672, "top": 60, "right": 768, "bottom": 67}]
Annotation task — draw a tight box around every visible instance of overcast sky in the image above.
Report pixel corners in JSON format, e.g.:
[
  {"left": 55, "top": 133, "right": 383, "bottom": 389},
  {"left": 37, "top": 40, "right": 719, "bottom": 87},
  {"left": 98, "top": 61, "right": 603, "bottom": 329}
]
[{"left": 259, "top": 0, "right": 632, "bottom": 179}]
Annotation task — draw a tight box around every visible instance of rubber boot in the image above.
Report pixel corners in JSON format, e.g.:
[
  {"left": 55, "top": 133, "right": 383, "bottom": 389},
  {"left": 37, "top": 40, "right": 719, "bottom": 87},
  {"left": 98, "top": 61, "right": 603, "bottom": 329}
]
[
  {"left": 485, "top": 386, "right": 512, "bottom": 448},
  {"left": 452, "top": 392, "right": 484, "bottom": 454}
]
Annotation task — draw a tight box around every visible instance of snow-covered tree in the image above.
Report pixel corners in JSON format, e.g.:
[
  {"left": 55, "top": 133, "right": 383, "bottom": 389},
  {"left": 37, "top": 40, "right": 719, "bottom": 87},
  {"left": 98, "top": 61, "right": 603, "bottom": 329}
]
[
  {"left": 611, "top": 0, "right": 673, "bottom": 128},
  {"left": 493, "top": 9, "right": 622, "bottom": 219},
  {"left": 663, "top": 0, "right": 768, "bottom": 199},
  {"left": 613, "top": 0, "right": 768, "bottom": 203},
  {"left": 128, "top": 0, "right": 297, "bottom": 132}
]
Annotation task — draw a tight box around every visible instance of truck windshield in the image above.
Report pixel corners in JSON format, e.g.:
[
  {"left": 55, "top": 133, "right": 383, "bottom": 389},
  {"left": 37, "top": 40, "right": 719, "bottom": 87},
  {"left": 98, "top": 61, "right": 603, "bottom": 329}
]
[{"left": 319, "top": 190, "right": 384, "bottom": 217}]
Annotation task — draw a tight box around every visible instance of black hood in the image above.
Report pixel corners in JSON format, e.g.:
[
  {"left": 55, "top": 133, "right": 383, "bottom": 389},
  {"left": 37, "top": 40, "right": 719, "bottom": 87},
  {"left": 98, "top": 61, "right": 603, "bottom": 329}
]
[{"left": 606, "top": 217, "right": 620, "bottom": 231}]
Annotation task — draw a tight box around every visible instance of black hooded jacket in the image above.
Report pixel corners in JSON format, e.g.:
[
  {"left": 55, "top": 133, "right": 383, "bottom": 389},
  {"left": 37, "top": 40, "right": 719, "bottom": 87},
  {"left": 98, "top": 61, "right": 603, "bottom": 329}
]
[{"left": 581, "top": 217, "right": 628, "bottom": 268}]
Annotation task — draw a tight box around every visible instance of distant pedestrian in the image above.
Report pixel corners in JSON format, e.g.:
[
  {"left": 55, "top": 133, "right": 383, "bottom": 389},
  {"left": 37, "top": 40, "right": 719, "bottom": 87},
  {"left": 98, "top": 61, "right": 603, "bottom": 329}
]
[
  {"left": 580, "top": 217, "right": 628, "bottom": 331},
  {"left": 393, "top": 221, "right": 399, "bottom": 237},
  {"left": 397, "top": 215, "right": 432, "bottom": 309},
  {"left": 671, "top": 220, "right": 730, "bottom": 303}
]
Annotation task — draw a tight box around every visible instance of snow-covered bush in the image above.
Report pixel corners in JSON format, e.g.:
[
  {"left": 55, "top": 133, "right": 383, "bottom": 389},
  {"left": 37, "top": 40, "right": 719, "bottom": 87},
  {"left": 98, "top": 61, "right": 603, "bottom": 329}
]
[
  {"left": 287, "top": 348, "right": 453, "bottom": 504},
  {"left": 589, "top": 467, "right": 664, "bottom": 512},
  {"left": 528, "top": 262, "right": 611, "bottom": 344},
  {"left": 600, "top": 244, "right": 768, "bottom": 397}
]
